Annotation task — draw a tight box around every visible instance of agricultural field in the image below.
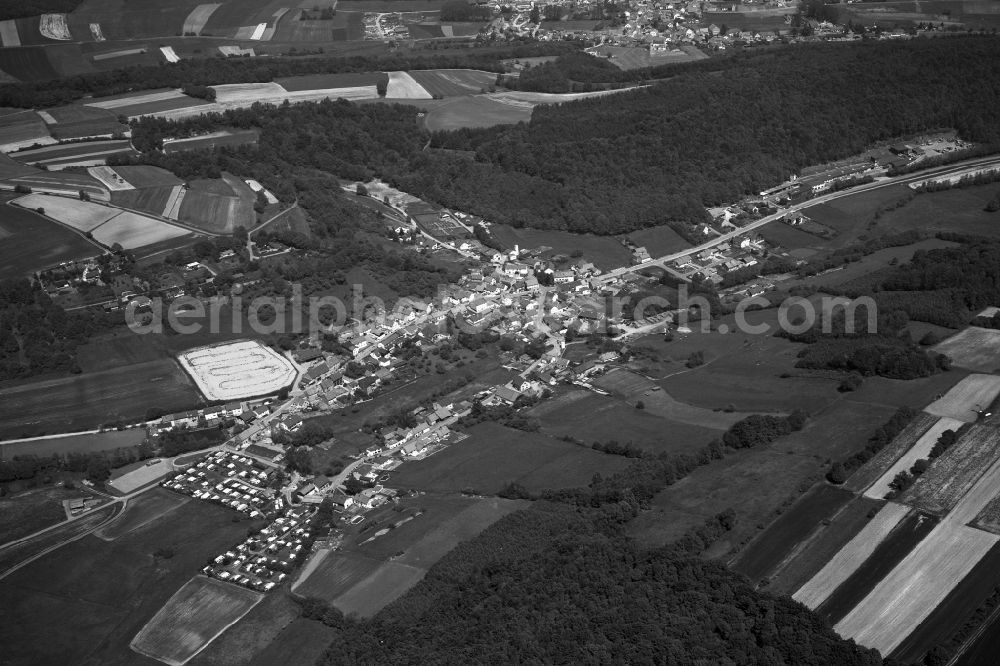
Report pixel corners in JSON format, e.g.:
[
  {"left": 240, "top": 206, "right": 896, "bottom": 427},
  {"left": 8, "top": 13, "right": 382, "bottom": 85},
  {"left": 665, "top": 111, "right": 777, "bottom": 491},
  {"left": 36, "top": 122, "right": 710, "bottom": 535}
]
[
  {"left": 730, "top": 484, "right": 854, "bottom": 584},
  {"left": 385, "top": 71, "right": 432, "bottom": 98},
  {"left": 900, "top": 423, "right": 1000, "bottom": 515},
  {"left": 0, "top": 109, "right": 54, "bottom": 151},
  {"left": 891, "top": 542, "right": 1000, "bottom": 664},
  {"left": 95, "top": 488, "right": 189, "bottom": 541},
  {"left": 132, "top": 576, "right": 263, "bottom": 665},
  {"left": 763, "top": 494, "right": 885, "bottom": 597},
  {"left": 0, "top": 498, "right": 257, "bottom": 666},
  {"left": 295, "top": 495, "right": 527, "bottom": 617},
  {"left": 0, "top": 428, "right": 145, "bottom": 456},
  {"left": 9, "top": 139, "right": 136, "bottom": 167},
  {"left": 177, "top": 340, "right": 297, "bottom": 401},
  {"left": 704, "top": 11, "right": 793, "bottom": 31},
  {"left": 182, "top": 2, "right": 222, "bottom": 35},
  {"left": 244, "top": 618, "right": 336, "bottom": 666},
  {"left": 876, "top": 183, "right": 1000, "bottom": 239},
  {"left": 162, "top": 128, "right": 259, "bottom": 153},
  {"left": 864, "top": 416, "right": 965, "bottom": 500},
  {"left": 526, "top": 388, "right": 718, "bottom": 456},
  {"left": 0, "top": 46, "right": 59, "bottom": 81},
  {"left": 390, "top": 421, "right": 631, "bottom": 495},
  {"left": 407, "top": 69, "right": 497, "bottom": 97},
  {"left": 843, "top": 411, "right": 938, "bottom": 493},
  {"left": 12, "top": 193, "right": 119, "bottom": 231},
  {"left": 71, "top": 0, "right": 205, "bottom": 41},
  {"left": 112, "top": 165, "right": 182, "bottom": 189},
  {"left": 589, "top": 44, "right": 707, "bottom": 70},
  {"left": 793, "top": 501, "right": 912, "bottom": 610},
  {"left": 178, "top": 189, "right": 244, "bottom": 232},
  {"left": 593, "top": 368, "right": 750, "bottom": 430},
  {"left": 924, "top": 373, "right": 1000, "bottom": 422},
  {"left": 834, "top": 521, "right": 998, "bottom": 655},
  {"left": 420, "top": 94, "right": 533, "bottom": 131},
  {"left": 90, "top": 210, "right": 191, "bottom": 249},
  {"left": 276, "top": 71, "right": 387, "bottom": 92},
  {"left": 0, "top": 358, "right": 199, "bottom": 438},
  {"left": 111, "top": 185, "right": 175, "bottom": 216},
  {"left": 933, "top": 326, "right": 1000, "bottom": 373},
  {"left": 0, "top": 202, "right": 101, "bottom": 280},
  {"left": 33, "top": 101, "right": 118, "bottom": 128},
  {"left": 0, "top": 485, "right": 96, "bottom": 545},
  {"left": 200, "top": 0, "right": 277, "bottom": 34}
]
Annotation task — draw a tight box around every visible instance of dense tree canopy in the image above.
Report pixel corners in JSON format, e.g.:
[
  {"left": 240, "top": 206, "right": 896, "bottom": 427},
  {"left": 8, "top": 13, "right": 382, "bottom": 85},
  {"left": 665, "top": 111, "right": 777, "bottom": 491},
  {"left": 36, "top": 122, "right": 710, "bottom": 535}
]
[{"left": 305, "top": 503, "right": 882, "bottom": 666}]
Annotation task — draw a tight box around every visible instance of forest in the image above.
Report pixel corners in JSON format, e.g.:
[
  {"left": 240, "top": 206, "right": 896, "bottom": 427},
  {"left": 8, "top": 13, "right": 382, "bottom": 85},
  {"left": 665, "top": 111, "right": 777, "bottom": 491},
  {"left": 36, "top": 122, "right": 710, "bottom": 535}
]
[
  {"left": 0, "top": 0, "right": 79, "bottom": 20},
  {"left": 113, "top": 38, "right": 1000, "bottom": 239},
  {"left": 303, "top": 502, "right": 882, "bottom": 665},
  {"left": 0, "top": 278, "right": 118, "bottom": 380}
]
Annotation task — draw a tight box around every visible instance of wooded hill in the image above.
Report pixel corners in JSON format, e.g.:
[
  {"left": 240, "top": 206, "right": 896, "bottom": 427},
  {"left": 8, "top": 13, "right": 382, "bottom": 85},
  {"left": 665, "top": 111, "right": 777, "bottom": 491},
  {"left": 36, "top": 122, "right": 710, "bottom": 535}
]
[{"left": 123, "top": 37, "right": 1000, "bottom": 238}]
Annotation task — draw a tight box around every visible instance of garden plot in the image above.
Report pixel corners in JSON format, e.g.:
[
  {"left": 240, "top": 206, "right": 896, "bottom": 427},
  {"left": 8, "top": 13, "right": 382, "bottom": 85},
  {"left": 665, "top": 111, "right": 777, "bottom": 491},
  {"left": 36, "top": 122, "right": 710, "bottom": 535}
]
[
  {"left": 864, "top": 416, "right": 966, "bottom": 499},
  {"left": 385, "top": 71, "right": 432, "bottom": 99},
  {"left": 12, "top": 193, "right": 119, "bottom": 231},
  {"left": 90, "top": 211, "right": 189, "bottom": 250},
  {"left": 40, "top": 14, "right": 71, "bottom": 40},
  {"left": 924, "top": 374, "right": 1000, "bottom": 422},
  {"left": 178, "top": 340, "right": 297, "bottom": 401}
]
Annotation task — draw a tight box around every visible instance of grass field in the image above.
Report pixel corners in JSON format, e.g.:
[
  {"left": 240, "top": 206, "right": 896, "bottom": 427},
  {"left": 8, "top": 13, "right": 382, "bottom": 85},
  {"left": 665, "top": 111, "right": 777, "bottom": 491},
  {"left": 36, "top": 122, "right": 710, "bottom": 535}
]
[
  {"left": 0, "top": 46, "right": 58, "bottom": 81},
  {"left": 764, "top": 494, "right": 885, "bottom": 597},
  {"left": 650, "top": 330, "right": 842, "bottom": 414},
  {"left": 0, "top": 498, "right": 256, "bottom": 666},
  {"left": 489, "top": 223, "right": 631, "bottom": 270},
  {"left": 276, "top": 71, "right": 387, "bottom": 91},
  {"left": 132, "top": 576, "right": 262, "bottom": 665},
  {"left": 900, "top": 423, "right": 1000, "bottom": 515},
  {"left": 730, "top": 484, "right": 854, "bottom": 584},
  {"left": 10, "top": 139, "right": 135, "bottom": 166},
  {"left": 0, "top": 203, "right": 101, "bottom": 280},
  {"left": 0, "top": 427, "right": 145, "bottom": 455},
  {"left": 0, "top": 485, "right": 90, "bottom": 545},
  {"left": 933, "top": 326, "right": 1000, "bottom": 373},
  {"left": 594, "top": 368, "right": 749, "bottom": 430},
  {"left": 390, "top": 421, "right": 630, "bottom": 495},
  {"left": 111, "top": 185, "right": 175, "bottom": 216},
  {"left": 385, "top": 71, "right": 432, "bottom": 99},
  {"left": 0, "top": 358, "right": 198, "bottom": 438},
  {"left": 12, "top": 193, "right": 119, "bottom": 231},
  {"left": 421, "top": 94, "right": 533, "bottom": 131},
  {"left": 527, "top": 388, "right": 718, "bottom": 456},
  {"left": 793, "top": 501, "right": 912, "bottom": 609},
  {"left": 95, "top": 488, "right": 188, "bottom": 541},
  {"left": 115, "top": 165, "right": 182, "bottom": 188},
  {"left": 844, "top": 411, "right": 938, "bottom": 493},
  {"left": 178, "top": 188, "right": 252, "bottom": 234},
  {"left": 74, "top": 0, "right": 203, "bottom": 40},
  {"left": 0, "top": 109, "right": 53, "bottom": 150},
  {"left": 624, "top": 224, "right": 691, "bottom": 257},
  {"left": 200, "top": 0, "right": 275, "bottom": 33},
  {"left": 835, "top": 520, "right": 998, "bottom": 655},
  {"left": 628, "top": 447, "right": 822, "bottom": 549},
  {"left": 864, "top": 416, "right": 965, "bottom": 500},
  {"left": 246, "top": 618, "right": 336, "bottom": 666},
  {"left": 407, "top": 69, "right": 497, "bottom": 97},
  {"left": 91, "top": 210, "right": 191, "bottom": 249},
  {"left": 296, "top": 495, "right": 527, "bottom": 617},
  {"left": 924, "top": 373, "right": 1000, "bottom": 423},
  {"left": 162, "top": 129, "right": 259, "bottom": 153}
]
